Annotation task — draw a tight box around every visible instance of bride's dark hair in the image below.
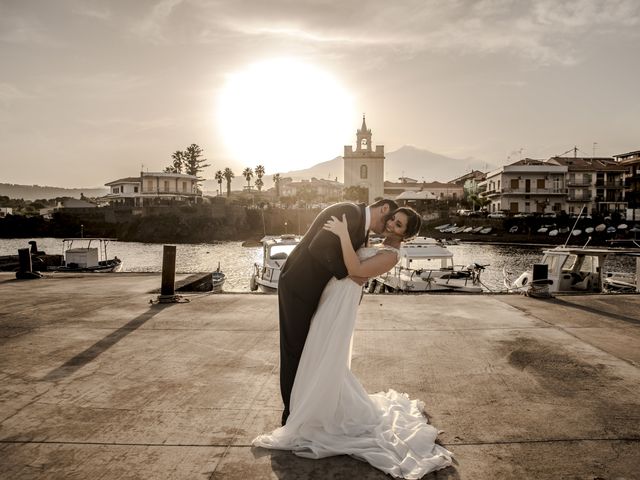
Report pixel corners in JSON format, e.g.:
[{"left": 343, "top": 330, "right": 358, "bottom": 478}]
[{"left": 393, "top": 207, "right": 422, "bottom": 240}]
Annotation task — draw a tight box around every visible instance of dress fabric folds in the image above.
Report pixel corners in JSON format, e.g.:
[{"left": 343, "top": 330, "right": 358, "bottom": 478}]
[{"left": 253, "top": 247, "right": 452, "bottom": 479}]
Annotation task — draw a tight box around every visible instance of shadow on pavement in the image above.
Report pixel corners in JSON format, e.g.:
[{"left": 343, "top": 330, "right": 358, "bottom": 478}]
[{"left": 42, "top": 303, "right": 173, "bottom": 382}]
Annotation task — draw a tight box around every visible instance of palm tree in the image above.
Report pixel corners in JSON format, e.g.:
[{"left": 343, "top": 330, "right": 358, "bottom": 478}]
[
  {"left": 164, "top": 150, "right": 184, "bottom": 173},
  {"left": 214, "top": 170, "right": 224, "bottom": 196},
  {"left": 273, "top": 173, "right": 281, "bottom": 197},
  {"left": 223, "top": 168, "right": 234, "bottom": 197},
  {"left": 255, "top": 164, "right": 265, "bottom": 192},
  {"left": 242, "top": 167, "right": 254, "bottom": 190}
]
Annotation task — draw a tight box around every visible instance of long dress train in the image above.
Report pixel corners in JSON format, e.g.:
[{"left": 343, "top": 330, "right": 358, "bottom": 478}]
[{"left": 253, "top": 247, "right": 452, "bottom": 479}]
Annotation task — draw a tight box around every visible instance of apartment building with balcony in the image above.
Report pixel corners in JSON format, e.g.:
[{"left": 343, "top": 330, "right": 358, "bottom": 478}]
[
  {"left": 547, "top": 156, "right": 627, "bottom": 215},
  {"left": 479, "top": 159, "right": 568, "bottom": 214},
  {"left": 614, "top": 149, "right": 640, "bottom": 220}
]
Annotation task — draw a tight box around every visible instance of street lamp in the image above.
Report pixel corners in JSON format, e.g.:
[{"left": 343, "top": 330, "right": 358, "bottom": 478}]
[{"left": 284, "top": 221, "right": 288, "bottom": 234}]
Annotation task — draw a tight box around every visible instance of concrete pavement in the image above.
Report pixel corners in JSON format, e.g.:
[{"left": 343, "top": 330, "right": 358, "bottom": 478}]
[{"left": 0, "top": 272, "right": 639, "bottom": 479}]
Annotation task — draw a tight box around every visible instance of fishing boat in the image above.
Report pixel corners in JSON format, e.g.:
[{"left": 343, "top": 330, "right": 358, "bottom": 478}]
[
  {"left": 370, "top": 237, "right": 486, "bottom": 293},
  {"left": 249, "top": 235, "right": 301, "bottom": 292},
  {"left": 48, "top": 238, "right": 122, "bottom": 273}
]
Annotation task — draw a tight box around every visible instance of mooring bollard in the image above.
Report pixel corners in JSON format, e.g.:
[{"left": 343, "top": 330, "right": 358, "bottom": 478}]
[
  {"left": 158, "top": 245, "right": 177, "bottom": 303},
  {"left": 16, "top": 247, "right": 41, "bottom": 280}
]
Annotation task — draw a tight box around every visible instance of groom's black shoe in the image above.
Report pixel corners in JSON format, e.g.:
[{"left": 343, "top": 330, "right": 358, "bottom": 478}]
[{"left": 281, "top": 410, "right": 289, "bottom": 426}]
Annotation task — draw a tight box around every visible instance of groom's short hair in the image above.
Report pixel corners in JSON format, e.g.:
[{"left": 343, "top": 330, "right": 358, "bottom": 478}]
[{"left": 369, "top": 198, "right": 398, "bottom": 211}]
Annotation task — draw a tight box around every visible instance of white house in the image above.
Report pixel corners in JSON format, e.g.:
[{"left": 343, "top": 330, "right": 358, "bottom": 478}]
[{"left": 105, "top": 172, "right": 201, "bottom": 206}]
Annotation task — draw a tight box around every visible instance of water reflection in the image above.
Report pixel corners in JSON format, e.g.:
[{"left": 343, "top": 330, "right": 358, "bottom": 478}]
[{"left": 1, "top": 238, "right": 635, "bottom": 293}]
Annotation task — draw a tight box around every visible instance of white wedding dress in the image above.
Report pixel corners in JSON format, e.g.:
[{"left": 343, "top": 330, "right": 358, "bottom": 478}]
[{"left": 253, "top": 247, "right": 453, "bottom": 479}]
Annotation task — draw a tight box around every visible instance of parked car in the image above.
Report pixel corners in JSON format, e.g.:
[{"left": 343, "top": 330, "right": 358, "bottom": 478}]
[{"left": 487, "top": 211, "right": 507, "bottom": 219}]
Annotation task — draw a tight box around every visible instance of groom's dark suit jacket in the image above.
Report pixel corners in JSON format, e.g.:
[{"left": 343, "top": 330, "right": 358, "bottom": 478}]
[
  {"left": 277, "top": 202, "right": 367, "bottom": 421},
  {"left": 279, "top": 202, "right": 367, "bottom": 306}
]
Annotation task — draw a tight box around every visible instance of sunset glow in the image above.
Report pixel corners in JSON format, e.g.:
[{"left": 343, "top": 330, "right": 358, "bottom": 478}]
[{"left": 216, "top": 58, "right": 355, "bottom": 173}]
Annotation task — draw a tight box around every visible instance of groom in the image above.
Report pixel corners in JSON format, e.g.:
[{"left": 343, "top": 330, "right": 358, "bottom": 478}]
[{"left": 278, "top": 198, "right": 398, "bottom": 425}]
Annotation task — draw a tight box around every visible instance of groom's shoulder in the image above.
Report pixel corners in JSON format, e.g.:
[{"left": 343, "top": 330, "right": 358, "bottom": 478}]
[{"left": 323, "top": 202, "right": 362, "bottom": 214}]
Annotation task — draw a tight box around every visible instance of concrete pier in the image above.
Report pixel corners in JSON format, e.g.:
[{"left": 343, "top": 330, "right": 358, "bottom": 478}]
[{"left": 0, "top": 272, "right": 638, "bottom": 479}]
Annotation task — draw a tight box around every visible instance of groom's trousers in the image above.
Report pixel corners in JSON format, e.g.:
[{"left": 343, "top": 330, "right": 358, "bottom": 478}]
[{"left": 278, "top": 282, "right": 318, "bottom": 426}]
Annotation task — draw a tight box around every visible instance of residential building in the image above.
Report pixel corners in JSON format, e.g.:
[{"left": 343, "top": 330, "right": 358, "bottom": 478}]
[
  {"left": 547, "top": 156, "right": 627, "bottom": 214},
  {"left": 279, "top": 177, "right": 343, "bottom": 201},
  {"left": 0, "top": 207, "right": 12, "bottom": 218},
  {"left": 449, "top": 170, "right": 487, "bottom": 204},
  {"left": 343, "top": 116, "right": 384, "bottom": 203},
  {"left": 480, "top": 159, "right": 568, "bottom": 214},
  {"left": 105, "top": 172, "right": 201, "bottom": 206},
  {"left": 384, "top": 180, "right": 464, "bottom": 201},
  {"left": 614, "top": 149, "right": 640, "bottom": 220}
]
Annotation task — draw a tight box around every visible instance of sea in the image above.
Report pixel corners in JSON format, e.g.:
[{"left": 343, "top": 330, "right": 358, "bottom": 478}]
[{"left": 0, "top": 238, "right": 635, "bottom": 293}]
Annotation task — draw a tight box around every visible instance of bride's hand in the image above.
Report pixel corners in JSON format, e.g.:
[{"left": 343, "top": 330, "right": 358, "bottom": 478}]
[{"left": 323, "top": 214, "right": 349, "bottom": 238}]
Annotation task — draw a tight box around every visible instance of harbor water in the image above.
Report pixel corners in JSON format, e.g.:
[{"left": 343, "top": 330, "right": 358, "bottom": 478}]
[{"left": 1, "top": 238, "right": 634, "bottom": 293}]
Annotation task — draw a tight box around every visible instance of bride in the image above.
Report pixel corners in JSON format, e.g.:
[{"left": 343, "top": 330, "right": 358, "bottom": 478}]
[{"left": 253, "top": 207, "right": 453, "bottom": 479}]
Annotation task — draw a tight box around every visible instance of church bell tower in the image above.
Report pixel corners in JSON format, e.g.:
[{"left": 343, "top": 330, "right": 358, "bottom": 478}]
[{"left": 343, "top": 115, "right": 385, "bottom": 203}]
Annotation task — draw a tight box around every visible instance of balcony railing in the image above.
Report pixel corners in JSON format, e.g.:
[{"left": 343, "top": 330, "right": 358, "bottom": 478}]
[
  {"left": 567, "top": 195, "right": 592, "bottom": 202},
  {"left": 595, "top": 180, "right": 624, "bottom": 188},
  {"left": 501, "top": 188, "right": 567, "bottom": 195},
  {"left": 567, "top": 181, "right": 592, "bottom": 187}
]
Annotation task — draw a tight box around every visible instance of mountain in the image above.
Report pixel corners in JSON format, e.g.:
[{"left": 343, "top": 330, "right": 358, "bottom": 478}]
[
  {"left": 267, "top": 146, "right": 494, "bottom": 184},
  {"left": 0, "top": 183, "right": 109, "bottom": 201}
]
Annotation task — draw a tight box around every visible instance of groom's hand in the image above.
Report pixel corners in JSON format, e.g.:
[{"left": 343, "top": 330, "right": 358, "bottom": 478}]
[{"left": 349, "top": 275, "right": 368, "bottom": 286}]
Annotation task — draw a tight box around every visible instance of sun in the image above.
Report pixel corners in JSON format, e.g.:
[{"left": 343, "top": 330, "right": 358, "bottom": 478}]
[{"left": 216, "top": 58, "right": 355, "bottom": 174}]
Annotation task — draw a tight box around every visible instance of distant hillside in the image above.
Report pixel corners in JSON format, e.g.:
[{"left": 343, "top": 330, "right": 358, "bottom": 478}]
[
  {"left": 270, "top": 146, "right": 495, "bottom": 184},
  {"left": 0, "top": 183, "right": 109, "bottom": 201}
]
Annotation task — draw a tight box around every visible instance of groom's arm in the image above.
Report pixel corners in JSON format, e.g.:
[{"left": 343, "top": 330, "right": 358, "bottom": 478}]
[{"left": 308, "top": 204, "right": 362, "bottom": 280}]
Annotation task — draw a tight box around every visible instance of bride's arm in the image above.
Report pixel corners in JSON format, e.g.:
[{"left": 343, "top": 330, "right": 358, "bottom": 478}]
[{"left": 323, "top": 214, "right": 398, "bottom": 278}]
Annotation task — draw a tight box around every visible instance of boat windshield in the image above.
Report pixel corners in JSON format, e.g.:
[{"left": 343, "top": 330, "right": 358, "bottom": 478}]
[{"left": 561, "top": 254, "right": 579, "bottom": 273}]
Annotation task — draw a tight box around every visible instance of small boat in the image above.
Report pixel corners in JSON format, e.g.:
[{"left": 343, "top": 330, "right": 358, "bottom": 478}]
[
  {"left": 606, "top": 226, "right": 617, "bottom": 234},
  {"left": 479, "top": 227, "right": 492, "bottom": 234},
  {"left": 585, "top": 227, "right": 594, "bottom": 234},
  {"left": 212, "top": 263, "right": 225, "bottom": 293},
  {"left": 48, "top": 238, "right": 122, "bottom": 273},
  {"left": 538, "top": 227, "right": 548, "bottom": 233},
  {"left": 548, "top": 229, "right": 558, "bottom": 237},
  {"left": 509, "top": 226, "right": 518, "bottom": 233},
  {"left": 504, "top": 246, "right": 640, "bottom": 294},
  {"left": 618, "top": 224, "right": 628, "bottom": 230},
  {"left": 249, "top": 235, "right": 301, "bottom": 292},
  {"left": 435, "top": 224, "right": 450, "bottom": 231},
  {"left": 371, "top": 237, "right": 486, "bottom": 293},
  {"left": 472, "top": 226, "right": 484, "bottom": 233},
  {"left": 595, "top": 224, "right": 606, "bottom": 232},
  {"left": 559, "top": 227, "right": 570, "bottom": 234},
  {"left": 571, "top": 229, "right": 582, "bottom": 236},
  {"left": 463, "top": 227, "right": 474, "bottom": 233}
]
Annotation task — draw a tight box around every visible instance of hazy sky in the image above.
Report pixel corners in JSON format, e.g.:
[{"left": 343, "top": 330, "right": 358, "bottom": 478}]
[{"left": 1, "top": 0, "right": 639, "bottom": 187}]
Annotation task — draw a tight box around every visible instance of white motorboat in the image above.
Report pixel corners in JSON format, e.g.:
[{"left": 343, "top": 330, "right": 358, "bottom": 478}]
[
  {"left": 504, "top": 246, "right": 640, "bottom": 294},
  {"left": 370, "top": 237, "right": 485, "bottom": 293},
  {"left": 249, "top": 235, "right": 301, "bottom": 292},
  {"left": 48, "top": 238, "right": 122, "bottom": 273},
  {"left": 212, "top": 263, "right": 225, "bottom": 293}
]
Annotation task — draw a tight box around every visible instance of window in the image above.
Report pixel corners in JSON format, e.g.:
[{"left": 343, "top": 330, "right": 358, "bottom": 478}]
[
  {"left": 164, "top": 180, "right": 170, "bottom": 192},
  {"left": 113, "top": 187, "right": 120, "bottom": 194},
  {"left": 537, "top": 179, "right": 545, "bottom": 189},
  {"left": 147, "top": 180, "right": 154, "bottom": 191},
  {"left": 510, "top": 179, "right": 519, "bottom": 189},
  {"left": 360, "top": 164, "right": 368, "bottom": 179},
  {"left": 134, "top": 186, "right": 139, "bottom": 193},
  {"left": 510, "top": 202, "right": 518, "bottom": 212},
  {"left": 524, "top": 202, "right": 530, "bottom": 213},
  {"left": 182, "top": 181, "right": 187, "bottom": 192}
]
